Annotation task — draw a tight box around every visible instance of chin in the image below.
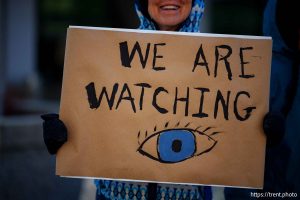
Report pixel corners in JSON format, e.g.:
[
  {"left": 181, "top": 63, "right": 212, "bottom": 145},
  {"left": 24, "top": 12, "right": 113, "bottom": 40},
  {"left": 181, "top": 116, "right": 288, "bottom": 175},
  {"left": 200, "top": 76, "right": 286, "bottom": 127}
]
[{"left": 159, "top": 18, "right": 184, "bottom": 27}]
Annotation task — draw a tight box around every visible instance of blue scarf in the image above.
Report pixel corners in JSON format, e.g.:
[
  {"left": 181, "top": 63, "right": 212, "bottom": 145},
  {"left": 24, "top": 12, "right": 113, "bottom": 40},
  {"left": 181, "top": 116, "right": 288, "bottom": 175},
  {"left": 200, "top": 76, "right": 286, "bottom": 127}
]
[{"left": 135, "top": 0, "right": 205, "bottom": 32}]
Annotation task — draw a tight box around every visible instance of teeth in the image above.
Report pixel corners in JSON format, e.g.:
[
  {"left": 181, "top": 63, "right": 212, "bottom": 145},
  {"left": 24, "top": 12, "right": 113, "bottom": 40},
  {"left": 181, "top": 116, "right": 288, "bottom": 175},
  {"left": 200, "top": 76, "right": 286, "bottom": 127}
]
[{"left": 161, "top": 5, "right": 179, "bottom": 10}]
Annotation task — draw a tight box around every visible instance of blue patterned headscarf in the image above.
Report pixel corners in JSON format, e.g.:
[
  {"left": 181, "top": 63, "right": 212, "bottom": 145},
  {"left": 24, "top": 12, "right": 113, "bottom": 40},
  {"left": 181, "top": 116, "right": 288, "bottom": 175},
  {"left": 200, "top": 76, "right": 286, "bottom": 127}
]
[{"left": 135, "top": 0, "right": 205, "bottom": 32}]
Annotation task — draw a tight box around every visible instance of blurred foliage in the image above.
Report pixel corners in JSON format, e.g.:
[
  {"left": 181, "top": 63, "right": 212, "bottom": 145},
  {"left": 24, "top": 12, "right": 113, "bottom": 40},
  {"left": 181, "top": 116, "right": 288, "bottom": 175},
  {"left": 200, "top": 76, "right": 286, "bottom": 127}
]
[
  {"left": 210, "top": 0, "right": 266, "bottom": 35},
  {"left": 39, "top": 0, "right": 111, "bottom": 38},
  {"left": 42, "top": 0, "right": 74, "bottom": 14}
]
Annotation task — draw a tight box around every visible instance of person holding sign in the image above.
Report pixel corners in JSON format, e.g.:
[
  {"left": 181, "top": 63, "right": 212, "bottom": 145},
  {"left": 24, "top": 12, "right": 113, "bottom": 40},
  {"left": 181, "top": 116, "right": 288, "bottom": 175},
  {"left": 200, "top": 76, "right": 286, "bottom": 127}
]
[{"left": 41, "top": 0, "right": 284, "bottom": 199}]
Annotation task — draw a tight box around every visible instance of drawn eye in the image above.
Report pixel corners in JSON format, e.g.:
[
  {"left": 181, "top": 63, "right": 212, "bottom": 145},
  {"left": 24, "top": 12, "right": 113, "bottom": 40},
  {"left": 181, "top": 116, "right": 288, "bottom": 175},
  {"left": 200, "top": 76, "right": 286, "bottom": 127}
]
[{"left": 137, "top": 127, "right": 218, "bottom": 163}]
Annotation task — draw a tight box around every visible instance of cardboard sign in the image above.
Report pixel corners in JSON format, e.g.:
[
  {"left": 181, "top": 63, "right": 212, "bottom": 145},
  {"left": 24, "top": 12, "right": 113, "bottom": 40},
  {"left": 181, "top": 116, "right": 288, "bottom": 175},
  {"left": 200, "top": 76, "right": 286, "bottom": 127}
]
[{"left": 57, "top": 26, "right": 272, "bottom": 188}]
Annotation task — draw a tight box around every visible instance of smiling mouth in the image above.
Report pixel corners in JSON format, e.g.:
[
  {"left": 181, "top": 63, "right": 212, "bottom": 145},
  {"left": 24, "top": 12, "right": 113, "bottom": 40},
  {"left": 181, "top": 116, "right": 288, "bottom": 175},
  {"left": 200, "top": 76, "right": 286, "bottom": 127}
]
[{"left": 160, "top": 5, "right": 180, "bottom": 10}]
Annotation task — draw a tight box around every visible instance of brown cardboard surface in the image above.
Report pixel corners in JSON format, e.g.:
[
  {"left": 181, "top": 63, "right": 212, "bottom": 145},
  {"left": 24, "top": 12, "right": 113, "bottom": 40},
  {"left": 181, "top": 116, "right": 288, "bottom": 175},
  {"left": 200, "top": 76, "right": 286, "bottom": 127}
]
[{"left": 57, "top": 27, "right": 272, "bottom": 188}]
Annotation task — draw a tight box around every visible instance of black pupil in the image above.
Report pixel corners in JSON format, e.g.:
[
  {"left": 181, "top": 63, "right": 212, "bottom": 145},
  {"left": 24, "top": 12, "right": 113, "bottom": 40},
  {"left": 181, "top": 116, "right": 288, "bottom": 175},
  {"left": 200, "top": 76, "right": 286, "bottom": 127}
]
[{"left": 172, "top": 139, "right": 182, "bottom": 153}]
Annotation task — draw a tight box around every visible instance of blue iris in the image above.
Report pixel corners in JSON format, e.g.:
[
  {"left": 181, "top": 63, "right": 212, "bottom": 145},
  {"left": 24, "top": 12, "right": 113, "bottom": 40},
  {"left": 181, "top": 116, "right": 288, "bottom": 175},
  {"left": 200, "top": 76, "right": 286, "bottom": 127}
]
[{"left": 158, "top": 130, "right": 196, "bottom": 163}]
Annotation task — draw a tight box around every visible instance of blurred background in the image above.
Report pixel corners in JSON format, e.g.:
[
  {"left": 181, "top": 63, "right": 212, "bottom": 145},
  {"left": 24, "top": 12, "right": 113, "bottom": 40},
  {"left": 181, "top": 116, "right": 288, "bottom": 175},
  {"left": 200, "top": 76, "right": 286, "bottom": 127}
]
[{"left": 0, "top": 0, "right": 299, "bottom": 199}]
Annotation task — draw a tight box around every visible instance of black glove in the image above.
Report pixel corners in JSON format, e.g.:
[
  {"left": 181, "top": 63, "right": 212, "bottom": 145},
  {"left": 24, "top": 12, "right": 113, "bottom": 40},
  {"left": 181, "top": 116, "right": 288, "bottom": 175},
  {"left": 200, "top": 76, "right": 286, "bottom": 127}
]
[
  {"left": 263, "top": 112, "right": 286, "bottom": 147},
  {"left": 41, "top": 113, "right": 68, "bottom": 155}
]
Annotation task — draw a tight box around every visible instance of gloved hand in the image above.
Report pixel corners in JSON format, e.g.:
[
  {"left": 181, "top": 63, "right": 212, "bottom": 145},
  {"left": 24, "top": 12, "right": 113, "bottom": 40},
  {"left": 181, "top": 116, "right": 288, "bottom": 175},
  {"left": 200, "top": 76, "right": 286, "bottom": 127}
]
[
  {"left": 41, "top": 113, "right": 68, "bottom": 155},
  {"left": 263, "top": 112, "right": 286, "bottom": 147}
]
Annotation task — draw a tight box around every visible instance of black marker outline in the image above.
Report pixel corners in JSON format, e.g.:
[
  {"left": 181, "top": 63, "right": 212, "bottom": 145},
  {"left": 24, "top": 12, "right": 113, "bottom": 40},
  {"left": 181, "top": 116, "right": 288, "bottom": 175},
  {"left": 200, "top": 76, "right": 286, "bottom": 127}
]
[{"left": 137, "top": 128, "right": 217, "bottom": 164}]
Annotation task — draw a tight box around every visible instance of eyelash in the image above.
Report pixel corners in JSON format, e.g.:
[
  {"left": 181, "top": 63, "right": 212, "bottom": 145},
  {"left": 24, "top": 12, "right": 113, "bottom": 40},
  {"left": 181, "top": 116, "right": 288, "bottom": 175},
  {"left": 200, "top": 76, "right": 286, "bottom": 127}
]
[{"left": 137, "top": 120, "right": 221, "bottom": 145}]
